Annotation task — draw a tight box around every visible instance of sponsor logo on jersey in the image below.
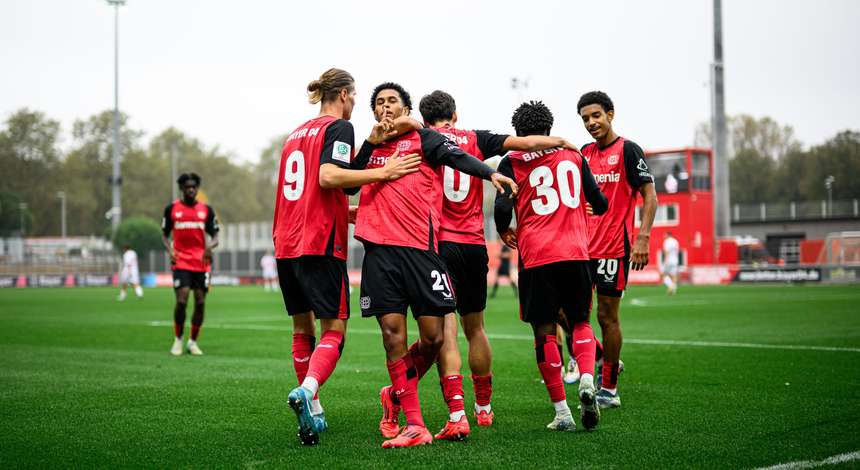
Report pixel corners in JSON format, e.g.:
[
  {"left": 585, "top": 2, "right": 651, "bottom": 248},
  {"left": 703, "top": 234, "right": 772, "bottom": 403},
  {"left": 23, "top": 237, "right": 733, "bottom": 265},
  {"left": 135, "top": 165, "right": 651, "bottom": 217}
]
[
  {"left": 608, "top": 154, "right": 619, "bottom": 165},
  {"left": 594, "top": 172, "right": 621, "bottom": 183},
  {"left": 197, "top": 211, "right": 206, "bottom": 219},
  {"left": 175, "top": 221, "right": 206, "bottom": 230},
  {"left": 360, "top": 296, "right": 371, "bottom": 309},
  {"left": 397, "top": 140, "right": 411, "bottom": 151},
  {"left": 333, "top": 141, "right": 351, "bottom": 163},
  {"left": 175, "top": 211, "right": 183, "bottom": 218}
]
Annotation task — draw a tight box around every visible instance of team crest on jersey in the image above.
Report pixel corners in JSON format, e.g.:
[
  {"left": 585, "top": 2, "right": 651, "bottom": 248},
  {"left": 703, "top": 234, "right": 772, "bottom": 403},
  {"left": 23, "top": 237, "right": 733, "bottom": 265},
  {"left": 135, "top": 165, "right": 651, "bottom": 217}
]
[
  {"left": 397, "top": 140, "right": 411, "bottom": 152},
  {"left": 197, "top": 211, "right": 206, "bottom": 219},
  {"left": 608, "top": 154, "right": 619, "bottom": 165},
  {"left": 360, "top": 296, "right": 371, "bottom": 310}
]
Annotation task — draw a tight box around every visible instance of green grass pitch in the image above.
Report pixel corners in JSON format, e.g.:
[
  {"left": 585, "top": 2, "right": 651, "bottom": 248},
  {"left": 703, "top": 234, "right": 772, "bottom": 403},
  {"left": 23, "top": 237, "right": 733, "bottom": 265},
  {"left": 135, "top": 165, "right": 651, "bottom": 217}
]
[{"left": 1, "top": 284, "right": 859, "bottom": 468}]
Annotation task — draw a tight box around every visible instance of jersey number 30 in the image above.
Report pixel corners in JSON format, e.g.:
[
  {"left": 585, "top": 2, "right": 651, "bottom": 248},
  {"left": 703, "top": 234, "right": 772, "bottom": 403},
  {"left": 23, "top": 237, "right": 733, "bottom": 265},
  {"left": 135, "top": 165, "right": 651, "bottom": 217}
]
[
  {"left": 529, "top": 160, "right": 581, "bottom": 215},
  {"left": 282, "top": 150, "right": 305, "bottom": 201}
]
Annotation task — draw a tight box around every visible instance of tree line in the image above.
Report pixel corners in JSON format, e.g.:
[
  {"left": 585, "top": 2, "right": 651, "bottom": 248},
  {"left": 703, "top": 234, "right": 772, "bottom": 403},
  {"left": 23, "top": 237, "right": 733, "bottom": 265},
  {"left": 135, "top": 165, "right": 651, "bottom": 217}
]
[
  {"left": 1, "top": 108, "right": 283, "bottom": 237},
  {"left": 2, "top": 108, "right": 858, "bottom": 237}
]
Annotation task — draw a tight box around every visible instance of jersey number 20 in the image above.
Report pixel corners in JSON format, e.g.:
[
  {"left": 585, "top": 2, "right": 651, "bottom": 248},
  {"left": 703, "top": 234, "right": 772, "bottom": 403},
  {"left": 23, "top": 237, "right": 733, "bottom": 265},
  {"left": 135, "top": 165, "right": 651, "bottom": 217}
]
[
  {"left": 529, "top": 160, "right": 581, "bottom": 215},
  {"left": 282, "top": 150, "right": 305, "bottom": 201}
]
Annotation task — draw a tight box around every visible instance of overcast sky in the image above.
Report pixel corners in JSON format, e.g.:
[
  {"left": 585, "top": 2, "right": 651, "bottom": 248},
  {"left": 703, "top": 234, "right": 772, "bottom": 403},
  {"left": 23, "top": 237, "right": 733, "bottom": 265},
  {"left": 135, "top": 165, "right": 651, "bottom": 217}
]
[{"left": 2, "top": 0, "right": 858, "bottom": 164}]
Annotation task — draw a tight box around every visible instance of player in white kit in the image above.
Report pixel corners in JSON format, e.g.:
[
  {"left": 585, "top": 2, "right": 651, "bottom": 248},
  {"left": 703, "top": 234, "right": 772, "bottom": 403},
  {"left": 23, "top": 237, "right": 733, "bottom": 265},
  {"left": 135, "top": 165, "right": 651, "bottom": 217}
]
[
  {"left": 260, "top": 251, "right": 278, "bottom": 292},
  {"left": 118, "top": 245, "right": 143, "bottom": 300},
  {"left": 660, "top": 232, "right": 680, "bottom": 295}
]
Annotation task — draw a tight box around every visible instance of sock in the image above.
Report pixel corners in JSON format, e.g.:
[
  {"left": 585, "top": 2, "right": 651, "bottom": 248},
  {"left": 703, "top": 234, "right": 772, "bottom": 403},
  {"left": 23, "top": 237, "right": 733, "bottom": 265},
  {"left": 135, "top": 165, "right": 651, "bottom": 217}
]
[
  {"left": 291, "top": 333, "right": 315, "bottom": 386},
  {"left": 304, "top": 330, "right": 345, "bottom": 391},
  {"left": 118, "top": 290, "right": 127, "bottom": 300},
  {"left": 536, "top": 335, "right": 566, "bottom": 403},
  {"left": 663, "top": 275, "right": 674, "bottom": 288},
  {"left": 310, "top": 398, "right": 323, "bottom": 415},
  {"left": 407, "top": 341, "right": 437, "bottom": 380},
  {"left": 472, "top": 373, "right": 493, "bottom": 408},
  {"left": 134, "top": 286, "right": 143, "bottom": 297},
  {"left": 190, "top": 302, "right": 205, "bottom": 341},
  {"left": 173, "top": 302, "right": 187, "bottom": 339},
  {"left": 440, "top": 374, "right": 465, "bottom": 420},
  {"left": 602, "top": 360, "right": 620, "bottom": 390},
  {"left": 387, "top": 357, "right": 424, "bottom": 428},
  {"left": 553, "top": 400, "right": 571, "bottom": 415},
  {"left": 572, "top": 321, "right": 596, "bottom": 383}
]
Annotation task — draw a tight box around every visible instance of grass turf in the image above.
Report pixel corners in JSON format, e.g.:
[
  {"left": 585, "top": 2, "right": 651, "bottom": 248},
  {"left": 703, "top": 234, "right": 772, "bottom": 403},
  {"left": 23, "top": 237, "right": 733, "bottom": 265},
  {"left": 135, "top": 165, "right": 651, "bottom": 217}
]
[{"left": 1, "top": 284, "right": 859, "bottom": 468}]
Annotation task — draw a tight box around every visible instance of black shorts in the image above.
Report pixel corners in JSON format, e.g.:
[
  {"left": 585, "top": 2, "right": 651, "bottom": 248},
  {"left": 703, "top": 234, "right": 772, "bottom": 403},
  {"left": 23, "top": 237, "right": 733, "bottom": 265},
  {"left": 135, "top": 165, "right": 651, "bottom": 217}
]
[
  {"left": 277, "top": 256, "right": 350, "bottom": 319},
  {"left": 497, "top": 259, "right": 511, "bottom": 277},
  {"left": 360, "top": 243, "right": 456, "bottom": 318},
  {"left": 439, "top": 241, "right": 489, "bottom": 315},
  {"left": 518, "top": 261, "right": 593, "bottom": 326},
  {"left": 589, "top": 253, "right": 631, "bottom": 298},
  {"left": 173, "top": 269, "right": 210, "bottom": 292}
]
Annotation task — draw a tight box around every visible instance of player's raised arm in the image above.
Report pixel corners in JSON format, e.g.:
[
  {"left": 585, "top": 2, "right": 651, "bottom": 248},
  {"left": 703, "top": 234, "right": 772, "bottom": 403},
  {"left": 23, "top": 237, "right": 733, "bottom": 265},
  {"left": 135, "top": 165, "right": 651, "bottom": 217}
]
[{"left": 419, "top": 128, "right": 518, "bottom": 196}]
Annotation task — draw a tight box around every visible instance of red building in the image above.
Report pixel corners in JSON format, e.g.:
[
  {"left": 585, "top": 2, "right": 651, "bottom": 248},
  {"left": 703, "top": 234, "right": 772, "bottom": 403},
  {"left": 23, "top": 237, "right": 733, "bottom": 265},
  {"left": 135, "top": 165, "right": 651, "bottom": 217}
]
[{"left": 634, "top": 147, "right": 715, "bottom": 267}]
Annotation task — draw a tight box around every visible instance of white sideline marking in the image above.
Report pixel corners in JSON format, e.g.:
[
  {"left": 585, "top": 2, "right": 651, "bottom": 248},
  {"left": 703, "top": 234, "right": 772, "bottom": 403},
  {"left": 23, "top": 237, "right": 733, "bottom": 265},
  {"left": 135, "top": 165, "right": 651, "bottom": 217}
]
[
  {"left": 754, "top": 450, "right": 860, "bottom": 470},
  {"left": 145, "top": 321, "right": 860, "bottom": 353}
]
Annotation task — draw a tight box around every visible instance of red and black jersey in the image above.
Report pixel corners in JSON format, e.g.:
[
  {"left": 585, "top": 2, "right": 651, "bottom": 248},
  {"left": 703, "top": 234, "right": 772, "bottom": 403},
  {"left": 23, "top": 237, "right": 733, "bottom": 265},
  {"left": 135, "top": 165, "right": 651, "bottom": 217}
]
[
  {"left": 272, "top": 115, "right": 354, "bottom": 260},
  {"left": 353, "top": 128, "right": 495, "bottom": 252},
  {"left": 431, "top": 125, "right": 508, "bottom": 246},
  {"left": 162, "top": 200, "right": 219, "bottom": 272},
  {"left": 494, "top": 147, "right": 606, "bottom": 270},
  {"left": 580, "top": 137, "right": 654, "bottom": 259}
]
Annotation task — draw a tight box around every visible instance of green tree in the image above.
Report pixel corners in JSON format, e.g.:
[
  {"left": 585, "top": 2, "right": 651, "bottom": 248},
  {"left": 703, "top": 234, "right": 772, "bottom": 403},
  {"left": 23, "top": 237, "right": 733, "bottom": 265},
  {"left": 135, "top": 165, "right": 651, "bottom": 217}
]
[
  {"left": 0, "top": 109, "right": 62, "bottom": 235},
  {"left": 113, "top": 217, "right": 163, "bottom": 254}
]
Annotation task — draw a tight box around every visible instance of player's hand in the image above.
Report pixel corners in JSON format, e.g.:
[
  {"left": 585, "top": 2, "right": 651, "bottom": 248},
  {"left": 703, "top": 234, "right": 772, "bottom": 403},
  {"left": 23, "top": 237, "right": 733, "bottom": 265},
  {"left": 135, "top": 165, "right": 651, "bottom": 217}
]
[
  {"left": 630, "top": 234, "right": 649, "bottom": 271},
  {"left": 202, "top": 248, "right": 213, "bottom": 265},
  {"left": 367, "top": 118, "right": 395, "bottom": 145},
  {"left": 491, "top": 172, "right": 518, "bottom": 198},
  {"left": 500, "top": 229, "right": 518, "bottom": 250},
  {"left": 585, "top": 202, "right": 593, "bottom": 216},
  {"left": 348, "top": 205, "right": 358, "bottom": 224},
  {"left": 381, "top": 150, "right": 422, "bottom": 180},
  {"left": 169, "top": 250, "right": 176, "bottom": 265},
  {"left": 559, "top": 138, "right": 580, "bottom": 152}
]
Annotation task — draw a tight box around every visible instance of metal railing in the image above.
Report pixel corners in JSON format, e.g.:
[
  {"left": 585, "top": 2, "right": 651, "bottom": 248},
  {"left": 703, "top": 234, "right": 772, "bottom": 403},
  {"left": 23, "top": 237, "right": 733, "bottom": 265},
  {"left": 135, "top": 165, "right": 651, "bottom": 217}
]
[{"left": 732, "top": 199, "right": 859, "bottom": 223}]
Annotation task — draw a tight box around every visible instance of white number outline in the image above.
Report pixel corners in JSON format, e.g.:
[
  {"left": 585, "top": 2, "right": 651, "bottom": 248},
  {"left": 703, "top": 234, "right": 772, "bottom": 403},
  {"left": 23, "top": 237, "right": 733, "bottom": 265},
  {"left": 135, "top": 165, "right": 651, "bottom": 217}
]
[{"left": 528, "top": 161, "right": 582, "bottom": 215}]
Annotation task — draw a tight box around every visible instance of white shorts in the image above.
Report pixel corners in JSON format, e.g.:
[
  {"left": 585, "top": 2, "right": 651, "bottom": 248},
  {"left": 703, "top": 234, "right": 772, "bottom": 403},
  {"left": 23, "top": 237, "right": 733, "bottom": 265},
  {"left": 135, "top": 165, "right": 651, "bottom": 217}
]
[
  {"left": 121, "top": 269, "right": 140, "bottom": 285},
  {"left": 663, "top": 263, "right": 679, "bottom": 277},
  {"left": 262, "top": 269, "right": 278, "bottom": 279}
]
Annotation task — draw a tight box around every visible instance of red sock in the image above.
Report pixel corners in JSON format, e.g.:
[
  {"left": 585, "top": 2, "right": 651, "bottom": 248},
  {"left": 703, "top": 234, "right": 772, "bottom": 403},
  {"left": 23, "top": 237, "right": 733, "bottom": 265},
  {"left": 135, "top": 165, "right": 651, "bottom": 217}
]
[
  {"left": 440, "top": 375, "right": 464, "bottom": 415},
  {"left": 173, "top": 322, "right": 184, "bottom": 339},
  {"left": 407, "top": 341, "right": 437, "bottom": 380},
  {"left": 602, "top": 360, "right": 620, "bottom": 390},
  {"left": 306, "top": 330, "right": 345, "bottom": 388},
  {"left": 387, "top": 357, "right": 424, "bottom": 427},
  {"left": 572, "top": 322, "right": 596, "bottom": 380},
  {"left": 291, "top": 334, "right": 315, "bottom": 386},
  {"left": 536, "top": 335, "right": 565, "bottom": 403},
  {"left": 472, "top": 374, "right": 493, "bottom": 407},
  {"left": 190, "top": 324, "right": 201, "bottom": 341}
]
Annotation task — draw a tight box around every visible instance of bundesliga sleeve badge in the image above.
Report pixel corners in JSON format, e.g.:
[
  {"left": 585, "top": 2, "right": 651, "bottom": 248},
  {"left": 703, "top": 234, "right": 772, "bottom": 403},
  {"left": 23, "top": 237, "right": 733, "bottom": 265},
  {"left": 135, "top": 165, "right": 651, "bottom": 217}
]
[{"left": 333, "top": 141, "right": 351, "bottom": 163}]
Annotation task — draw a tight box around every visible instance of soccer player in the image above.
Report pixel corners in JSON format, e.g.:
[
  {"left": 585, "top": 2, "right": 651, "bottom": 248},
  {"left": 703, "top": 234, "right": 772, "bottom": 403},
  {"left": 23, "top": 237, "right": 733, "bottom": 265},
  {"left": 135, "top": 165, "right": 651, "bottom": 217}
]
[
  {"left": 490, "top": 244, "right": 517, "bottom": 298},
  {"left": 260, "top": 251, "right": 277, "bottom": 292},
  {"left": 578, "top": 91, "right": 657, "bottom": 408},
  {"left": 276, "top": 68, "right": 423, "bottom": 446},
  {"left": 354, "top": 82, "right": 517, "bottom": 448},
  {"left": 494, "top": 101, "right": 608, "bottom": 431},
  {"left": 417, "top": 89, "right": 576, "bottom": 440},
  {"left": 117, "top": 244, "right": 143, "bottom": 301},
  {"left": 661, "top": 231, "right": 680, "bottom": 295},
  {"left": 162, "top": 173, "right": 220, "bottom": 357}
]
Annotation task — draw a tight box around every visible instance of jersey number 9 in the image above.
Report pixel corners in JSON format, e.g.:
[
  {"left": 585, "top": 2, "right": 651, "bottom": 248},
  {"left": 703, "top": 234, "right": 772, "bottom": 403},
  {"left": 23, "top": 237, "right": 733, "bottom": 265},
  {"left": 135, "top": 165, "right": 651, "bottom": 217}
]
[{"left": 282, "top": 150, "right": 305, "bottom": 201}]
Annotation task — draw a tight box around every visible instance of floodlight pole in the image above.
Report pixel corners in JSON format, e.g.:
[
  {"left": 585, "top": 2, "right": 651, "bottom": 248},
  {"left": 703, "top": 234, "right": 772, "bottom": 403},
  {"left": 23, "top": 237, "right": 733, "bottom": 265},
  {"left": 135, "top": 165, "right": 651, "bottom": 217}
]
[
  {"left": 18, "top": 202, "right": 27, "bottom": 235},
  {"left": 711, "top": 0, "right": 730, "bottom": 239},
  {"left": 108, "top": 0, "right": 126, "bottom": 236},
  {"left": 825, "top": 175, "right": 835, "bottom": 217},
  {"left": 57, "top": 191, "right": 67, "bottom": 238}
]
